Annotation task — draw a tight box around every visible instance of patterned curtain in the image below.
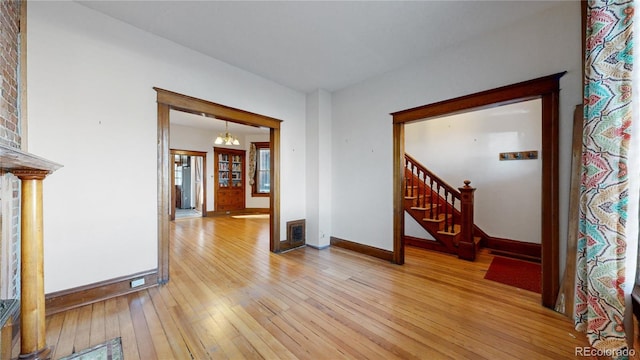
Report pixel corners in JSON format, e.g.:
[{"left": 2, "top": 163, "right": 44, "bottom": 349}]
[
  {"left": 249, "top": 143, "right": 256, "bottom": 186},
  {"left": 195, "top": 156, "right": 203, "bottom": 210},
  {"left": 575, "top": 0, "right": 634, "bottom": 354}
]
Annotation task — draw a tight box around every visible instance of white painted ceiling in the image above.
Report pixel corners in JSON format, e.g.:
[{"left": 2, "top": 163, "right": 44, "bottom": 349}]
[
  {"left": 78, "top": 0, "right": 563, "bottom": 94},
  {"left": 79, "top": 1, "right": 562, "bottom": 134}
]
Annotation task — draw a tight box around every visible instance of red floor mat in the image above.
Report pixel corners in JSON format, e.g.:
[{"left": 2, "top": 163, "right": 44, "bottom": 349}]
[{"left": 484, "top": 256, "right": 541, "bottom": 293}]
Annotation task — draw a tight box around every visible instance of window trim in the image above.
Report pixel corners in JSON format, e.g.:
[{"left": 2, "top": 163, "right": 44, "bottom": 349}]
[{"left": 252, "top": 142, "right": 270, "bottom": 197}]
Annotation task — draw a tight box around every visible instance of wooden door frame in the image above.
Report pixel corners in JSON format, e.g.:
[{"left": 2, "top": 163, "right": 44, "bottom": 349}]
[
  {"left": 155, "top": 88, "right": 282, "bottom": 284},
  {"left": 391, "top": 73, "right": 565, "bottom": 308},
  {"left": 170, "top": 149, "right": 208, "bottom": 220}
]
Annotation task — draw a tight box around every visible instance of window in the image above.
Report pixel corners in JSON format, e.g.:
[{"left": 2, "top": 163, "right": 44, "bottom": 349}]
[
  {"left": 174, "top": 154, "right": 183, "bottom": 187},
  {"left": 252, "top": 142, "right": 270, "bottom": 196}
]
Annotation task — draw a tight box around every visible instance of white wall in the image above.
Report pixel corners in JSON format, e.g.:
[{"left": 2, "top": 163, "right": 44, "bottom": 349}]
[
  {"left": 405, "top": 99, "right": 542, "bottom": 244},
  {"left": 331, "top": 0, "right": 581, "bottom": 282},
  {"left": 405, "top": 215, "right": 433, "bottom": 240},
  {"left": 306, "top": 90, "right": 332, "bottom": 248},
  {"left": 27, "top": 2, "right": 306, "bottom": 293}
]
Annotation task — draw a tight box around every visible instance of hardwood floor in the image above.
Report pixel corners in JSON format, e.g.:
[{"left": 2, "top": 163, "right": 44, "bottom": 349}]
[{"left": 35, "top": 216, "right": 593, "bottom": 359}]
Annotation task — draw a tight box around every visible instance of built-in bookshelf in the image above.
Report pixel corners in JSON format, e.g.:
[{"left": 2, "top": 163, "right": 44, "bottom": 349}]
[{"left": 214, "top": 147, "right": 245, "bottom": 211}]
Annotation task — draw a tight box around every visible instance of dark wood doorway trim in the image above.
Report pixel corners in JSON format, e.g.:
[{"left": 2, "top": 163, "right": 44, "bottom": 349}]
[
  {"left": 155, "top": 88, "right": 282, "bottom": 284},
  {"left": 391, "top": 72, "right": 565, "bottom": 308},
  {"left": 170, "top": 149, "right": 207, "bottom": 221}
]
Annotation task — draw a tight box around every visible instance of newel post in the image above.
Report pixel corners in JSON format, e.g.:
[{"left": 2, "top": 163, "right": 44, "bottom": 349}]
[
  {"left": 13, "top": 169, "right": 52, "bottom": 360},
  {"left": 457, "top": 180, "right": 476, "bottom": 261}
]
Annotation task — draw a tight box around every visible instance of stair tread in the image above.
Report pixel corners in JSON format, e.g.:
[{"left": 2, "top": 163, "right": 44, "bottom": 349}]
[
  {"left": 437, "top": 230, "right": 461, "bottom": 236},
  {"left": 437, "top": 224, "right": 461, "bottom": 236},
  {"left": 422, "top": 213, "right": 449, "bottom": 222},
  {"left": 412, "top": 204, "right": 438, "bottom": 211},
  {"left": 406, "top": 193, "right": 431, "bottom": 198}
]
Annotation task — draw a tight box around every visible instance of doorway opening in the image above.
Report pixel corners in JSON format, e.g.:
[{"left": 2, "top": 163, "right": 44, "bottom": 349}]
[
  {"left": 170, "top": 149, "right": 207, "bottom": 220},
  {"left": 155, "top": 88, "right": 283, "bottom": 284},
  {"left": 391, "top": 73, "right": 564, "bottom": 308},
  {"left": 403, "top": 99, "right": 542, "bottom": 251}
]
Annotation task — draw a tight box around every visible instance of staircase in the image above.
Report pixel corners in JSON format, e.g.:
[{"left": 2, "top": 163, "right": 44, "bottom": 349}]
[{"left": 404, "top": 154, "right": 482, "bottom": 260}]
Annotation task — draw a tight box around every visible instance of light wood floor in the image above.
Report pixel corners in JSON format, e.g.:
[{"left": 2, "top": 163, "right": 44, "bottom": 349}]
[{"left": 37, "top": 216, "right": 593, "bottom": 359}]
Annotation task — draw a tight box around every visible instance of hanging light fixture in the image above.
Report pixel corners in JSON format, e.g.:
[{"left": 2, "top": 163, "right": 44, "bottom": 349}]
[{"left": 214, "top": 121, "right": 240, "bottom": 146}]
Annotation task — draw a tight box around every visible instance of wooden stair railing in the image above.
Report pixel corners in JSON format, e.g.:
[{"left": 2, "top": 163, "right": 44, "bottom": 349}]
[
  {"left": 457, "top": 180, "right": 478, "bottom": 260},
  {"left": 404, "top": 154, "right": 478, "bottom": 260}
]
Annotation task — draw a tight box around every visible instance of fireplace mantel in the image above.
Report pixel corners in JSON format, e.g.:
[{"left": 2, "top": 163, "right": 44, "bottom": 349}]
[
  {"left": 0, "top": 144, "right": 62, "bottom": 174},
  {"left": 0, "top": 143, "right": 62, "bottom": 360}
]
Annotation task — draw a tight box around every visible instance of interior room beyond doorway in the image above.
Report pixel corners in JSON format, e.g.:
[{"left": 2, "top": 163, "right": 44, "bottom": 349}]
[{"left": 171, "top": 150, "right": 206, "bottom": 220}]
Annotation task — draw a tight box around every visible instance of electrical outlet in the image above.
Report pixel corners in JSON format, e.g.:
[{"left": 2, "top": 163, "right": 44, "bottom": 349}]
[{"left": 130, "top": 278, "right": 145, "bottom": 288}]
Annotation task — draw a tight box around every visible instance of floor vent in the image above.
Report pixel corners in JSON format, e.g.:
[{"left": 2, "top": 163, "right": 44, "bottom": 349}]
[{"left": 287, "top": 219, "right": 306, "bottom": 245}]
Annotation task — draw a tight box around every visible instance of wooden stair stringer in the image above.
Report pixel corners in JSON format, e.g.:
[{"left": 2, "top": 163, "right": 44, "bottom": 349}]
[
  {"left": 403, "top": 205, "right": 457, "bottom": 254},
  {"left": 403, "top": 170, "right": 471, "bottom": 256},
  {"left": 404, "top": 154, "right": 491, "bottom": 260}
]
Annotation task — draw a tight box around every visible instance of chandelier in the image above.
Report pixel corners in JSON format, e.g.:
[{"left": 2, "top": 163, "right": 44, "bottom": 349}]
[{"left": 214, "top": 121, "right": 240, "bottom": 146}]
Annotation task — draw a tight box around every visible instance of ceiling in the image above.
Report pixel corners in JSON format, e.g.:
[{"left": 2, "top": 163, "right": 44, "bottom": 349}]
[
  {"left": 79, "top": 1, "right": 563, "bottom": 133},
  {"left": 78, "top": 1, "right": 563, "bottom": 94}
]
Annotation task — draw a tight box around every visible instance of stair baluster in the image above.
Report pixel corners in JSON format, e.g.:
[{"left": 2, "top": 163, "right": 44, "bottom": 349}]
[
  {"left": 445, "top": 190, "right": 451, "bottom": 233},
  {"left": 411, "top": 161, "right": 415, "bottom": 196},
  {"left": 415, "top": 168, "right": 420, "bottom": 207},
  {"left": 420, "top": 170, "right": 426, "bottom": 209},
  {"left": 403, "top": 153, "right": 478, "bottom": 261},
  {"left": 404, "top": 159, "right": 409, "bottom": 197},
  {"left": 436, "top": 184, "right": 441, "bottom": 219},
  {"left": 450, "top": 197, "right": 456, "bottom": 233},
  {"left": 428, "top": 178, "right": 435, "bottom": 219},
  {"left": 411, "top": 164, "right": 416, "bottom": 198}
]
